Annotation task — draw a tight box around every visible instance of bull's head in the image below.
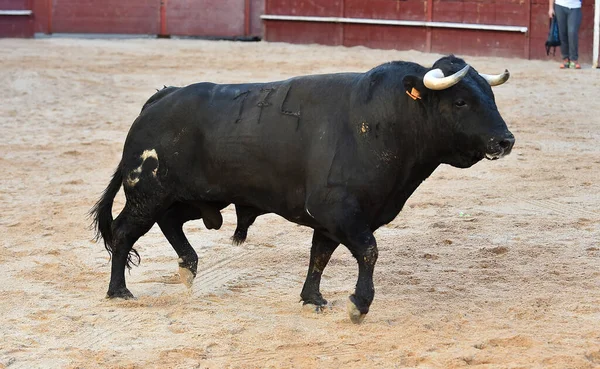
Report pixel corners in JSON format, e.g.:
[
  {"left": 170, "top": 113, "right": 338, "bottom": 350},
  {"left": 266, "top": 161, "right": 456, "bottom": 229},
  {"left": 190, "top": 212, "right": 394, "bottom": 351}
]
[{"left": 403, "top": 55, "right": 515, "bottom": 168}]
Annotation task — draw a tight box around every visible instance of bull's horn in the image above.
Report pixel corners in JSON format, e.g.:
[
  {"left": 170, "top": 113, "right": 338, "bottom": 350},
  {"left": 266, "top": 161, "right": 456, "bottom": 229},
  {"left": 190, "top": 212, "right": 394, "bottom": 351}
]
[
  {"left": 423, "top": 64, "right": 470, "bottom": 90},
  {"left": 479, "top": 69, "right": 510, "bottom": 86}
]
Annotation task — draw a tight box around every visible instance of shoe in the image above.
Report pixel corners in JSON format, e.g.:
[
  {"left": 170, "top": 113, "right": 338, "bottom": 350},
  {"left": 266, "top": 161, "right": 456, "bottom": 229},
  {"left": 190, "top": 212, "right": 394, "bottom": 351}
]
[
  {"left": 569, "top": 61, "right": 581, "bottom": 69},
  {"left": 560, "top": 59, "right": 570, "bottom": 69}
]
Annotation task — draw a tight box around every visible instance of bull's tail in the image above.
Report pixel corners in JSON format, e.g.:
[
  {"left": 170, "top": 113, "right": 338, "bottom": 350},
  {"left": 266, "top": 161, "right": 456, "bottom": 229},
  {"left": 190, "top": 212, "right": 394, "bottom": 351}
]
[
  {"left": 141, "top": 85, "right": 179, "bottom": 112},
  {"left": 90, "top": 162, "right": 123, "bottom": 258}
]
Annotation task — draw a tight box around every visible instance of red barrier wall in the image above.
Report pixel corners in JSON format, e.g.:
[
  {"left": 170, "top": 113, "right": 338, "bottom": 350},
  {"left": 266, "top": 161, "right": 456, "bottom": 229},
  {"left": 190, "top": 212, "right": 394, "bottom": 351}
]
[
  {"left": 3, "top": 0, "right": 596, "bottom": 65},
  {"left": 0, "top": 0, "right": 33, "bottom": 37},
  {"left": 49, "top": 0, "right": 159, "bottom": 34},
  {"left": 26, "top": 0, "right": 263, "bottom": 37},
  {"left": 264, "top": 0, "right": 599, "bottom": 63},
  {"left": 167, "top": 0, "right": 244, "bottom": 37}
]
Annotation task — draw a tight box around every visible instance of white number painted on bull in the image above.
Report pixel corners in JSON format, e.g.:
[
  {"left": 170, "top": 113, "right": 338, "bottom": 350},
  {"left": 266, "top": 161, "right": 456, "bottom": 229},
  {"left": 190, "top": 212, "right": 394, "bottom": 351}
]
[{"left": 126, "top": 149, "right": 159, "bottom": 187}]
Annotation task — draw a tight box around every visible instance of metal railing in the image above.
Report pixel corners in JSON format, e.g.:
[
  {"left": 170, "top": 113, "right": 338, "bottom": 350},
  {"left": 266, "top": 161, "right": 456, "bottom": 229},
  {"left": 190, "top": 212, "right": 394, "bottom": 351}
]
[
  {"left": 0, "top": 10, "right": 32, "bottom": 16},
  {"left": 261, "top": 14, "right": 528, "bottom": 33}
]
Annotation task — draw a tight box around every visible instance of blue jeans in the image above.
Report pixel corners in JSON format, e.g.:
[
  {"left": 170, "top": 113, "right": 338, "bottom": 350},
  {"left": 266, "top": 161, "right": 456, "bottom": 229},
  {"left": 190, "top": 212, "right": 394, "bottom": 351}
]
[{"left": 554, "top": 4, "right": 582, "bottom": 61}]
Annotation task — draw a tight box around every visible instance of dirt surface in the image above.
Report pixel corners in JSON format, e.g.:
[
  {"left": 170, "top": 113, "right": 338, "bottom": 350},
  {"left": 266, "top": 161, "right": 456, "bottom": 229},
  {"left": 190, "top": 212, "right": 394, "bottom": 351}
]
[{"left": 1, "top": 38, "right": 599, "bottom": 368}]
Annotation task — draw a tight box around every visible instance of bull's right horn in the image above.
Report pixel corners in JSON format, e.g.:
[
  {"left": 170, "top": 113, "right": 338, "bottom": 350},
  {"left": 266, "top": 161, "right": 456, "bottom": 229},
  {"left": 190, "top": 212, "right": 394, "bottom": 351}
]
[{"left": 423, "top": 64, "right": 470, "bottom": 90}]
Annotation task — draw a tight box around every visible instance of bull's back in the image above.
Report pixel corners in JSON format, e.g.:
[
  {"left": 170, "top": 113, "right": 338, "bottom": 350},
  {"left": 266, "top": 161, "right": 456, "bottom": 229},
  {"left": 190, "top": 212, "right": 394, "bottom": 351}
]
[{"left": 124, "top": 74, "right": 360, "bottom": 214}]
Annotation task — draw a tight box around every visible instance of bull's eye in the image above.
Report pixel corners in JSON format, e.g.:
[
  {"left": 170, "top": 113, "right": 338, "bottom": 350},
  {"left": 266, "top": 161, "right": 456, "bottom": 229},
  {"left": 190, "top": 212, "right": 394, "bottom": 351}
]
[{"left": 455, "top": 99, "right": 467, "bottom": 108}]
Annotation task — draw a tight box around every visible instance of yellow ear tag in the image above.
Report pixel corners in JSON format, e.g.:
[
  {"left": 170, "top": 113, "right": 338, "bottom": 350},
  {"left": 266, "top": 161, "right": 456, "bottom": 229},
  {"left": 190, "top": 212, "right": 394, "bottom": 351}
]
[{"left": 406, "top": 87, "right": 421, "bottom": 101}]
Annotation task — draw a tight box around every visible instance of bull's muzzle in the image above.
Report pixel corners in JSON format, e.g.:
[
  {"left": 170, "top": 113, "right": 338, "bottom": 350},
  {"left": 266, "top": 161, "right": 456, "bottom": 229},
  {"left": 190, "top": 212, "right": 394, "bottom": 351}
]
[{"left": 486, "top": 133, "right": 515, "bottom": 160}]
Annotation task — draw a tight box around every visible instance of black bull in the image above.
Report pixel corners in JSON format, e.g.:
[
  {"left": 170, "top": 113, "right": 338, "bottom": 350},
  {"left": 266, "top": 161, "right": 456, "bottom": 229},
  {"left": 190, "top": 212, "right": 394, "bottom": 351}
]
[{"left": 92, "top": 55, "right": 515, "bottom": 323}]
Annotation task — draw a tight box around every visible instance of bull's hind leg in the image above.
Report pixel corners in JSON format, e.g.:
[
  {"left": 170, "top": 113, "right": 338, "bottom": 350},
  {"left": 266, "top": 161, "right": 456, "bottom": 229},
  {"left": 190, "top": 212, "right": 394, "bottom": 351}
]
[
  {"left": 107, "top": 204, "right": 156, "bottom": 299},
  {"left": 158, "top": 201, "right": 226, "bottom": 288},
  {"left": 158, "top": 203, "right": 202, "bottom": 288},
  {"left": 300, "top": 230, "right": 339, "bottom": 311}
]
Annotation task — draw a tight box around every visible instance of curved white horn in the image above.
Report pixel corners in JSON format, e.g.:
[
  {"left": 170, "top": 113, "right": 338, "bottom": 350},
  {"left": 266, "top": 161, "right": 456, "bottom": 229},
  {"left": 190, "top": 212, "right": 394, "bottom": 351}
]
[
  {"left": 479, "top": 69, "right": 510, "bottom": 86},
  {"left": 423, "top": 64, "right": 470, "bottom": 90}
]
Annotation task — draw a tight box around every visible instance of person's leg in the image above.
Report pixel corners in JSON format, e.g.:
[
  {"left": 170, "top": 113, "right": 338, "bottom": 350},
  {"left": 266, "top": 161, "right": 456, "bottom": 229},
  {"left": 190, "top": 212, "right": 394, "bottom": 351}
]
[
  {"left": 554, "top": 4, "right": 570, "bottom": 65},
  {"left": 567, "top": 7, "right": 582, "bottom": 67}
]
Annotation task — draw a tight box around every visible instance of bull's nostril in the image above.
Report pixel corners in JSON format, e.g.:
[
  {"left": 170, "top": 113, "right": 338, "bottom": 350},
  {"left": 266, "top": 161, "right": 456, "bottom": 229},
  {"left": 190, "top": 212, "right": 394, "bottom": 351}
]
[{"left": 498, "top": 138, "right": 514, "bottom": 150}]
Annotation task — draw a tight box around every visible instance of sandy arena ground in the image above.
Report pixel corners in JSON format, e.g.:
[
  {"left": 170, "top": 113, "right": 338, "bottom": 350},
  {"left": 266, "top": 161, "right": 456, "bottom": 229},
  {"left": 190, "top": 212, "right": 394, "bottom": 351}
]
[{"left": 1, "top": 38, "right": 599, "bottom": 368}]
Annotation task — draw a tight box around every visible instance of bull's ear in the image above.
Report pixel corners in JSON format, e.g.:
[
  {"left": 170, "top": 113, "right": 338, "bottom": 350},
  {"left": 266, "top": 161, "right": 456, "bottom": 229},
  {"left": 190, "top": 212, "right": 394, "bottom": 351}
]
[{"left": 402, "top": 75, "right": 426, "bottom": 101}]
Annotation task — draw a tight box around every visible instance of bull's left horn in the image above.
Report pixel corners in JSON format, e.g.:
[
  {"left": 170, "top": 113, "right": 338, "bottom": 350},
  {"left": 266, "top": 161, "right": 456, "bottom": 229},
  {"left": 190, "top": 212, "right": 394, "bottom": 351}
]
[
  {"left": 479, "top": 69, "right": 510, "bottom": 86},
  {"left": 423, "top": 64, "right": 470, "bottom": 90}
]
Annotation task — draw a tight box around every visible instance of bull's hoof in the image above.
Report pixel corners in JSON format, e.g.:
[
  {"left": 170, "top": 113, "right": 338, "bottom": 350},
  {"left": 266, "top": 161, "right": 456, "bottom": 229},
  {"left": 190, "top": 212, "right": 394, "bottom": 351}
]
[
  {"left": 106, "top": 287, "right": 134, "bottom": 300},
  {"left": 178, "top": 266, "right": 195, "bottom": 288},
  {"left": 346, "top": 295, "right": 367, "bottom": 324},
  {"left": 301, "top": 302, "right": 332, "bottom": 314}
]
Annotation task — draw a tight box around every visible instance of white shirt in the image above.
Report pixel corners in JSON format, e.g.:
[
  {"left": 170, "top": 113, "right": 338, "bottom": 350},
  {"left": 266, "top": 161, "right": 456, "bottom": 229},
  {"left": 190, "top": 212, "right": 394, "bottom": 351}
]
[{"left": 555, "top": 0, "right": 581, "bottom": 9}]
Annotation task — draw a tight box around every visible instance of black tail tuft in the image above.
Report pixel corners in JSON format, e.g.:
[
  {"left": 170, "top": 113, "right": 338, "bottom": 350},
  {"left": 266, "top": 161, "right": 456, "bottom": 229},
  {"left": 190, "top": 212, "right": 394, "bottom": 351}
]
[
  {"left": 127, "top": 248, "right": 141, "bottom": 269},
  {"left": 90, "top": 163, "right": 124, "bottom": 262},
  {"left": 231, "top": 228, "right": 248, "bottom": 246}
]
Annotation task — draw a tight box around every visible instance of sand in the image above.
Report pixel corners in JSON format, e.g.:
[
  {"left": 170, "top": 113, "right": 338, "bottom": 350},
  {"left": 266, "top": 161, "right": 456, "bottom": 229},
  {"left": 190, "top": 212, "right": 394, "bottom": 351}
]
[{"left": 0, "top": 38, "right": 599, "bottom": 368}]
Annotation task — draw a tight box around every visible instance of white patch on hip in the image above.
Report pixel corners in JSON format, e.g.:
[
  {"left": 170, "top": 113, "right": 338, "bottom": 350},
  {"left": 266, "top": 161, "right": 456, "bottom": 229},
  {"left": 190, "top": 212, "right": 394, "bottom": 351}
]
[
  {"left": 126, "top": 149, "right": 159, "bottom": 187},
  {"left": 141, "top": 149, "right": 158, "bottom": 162}
]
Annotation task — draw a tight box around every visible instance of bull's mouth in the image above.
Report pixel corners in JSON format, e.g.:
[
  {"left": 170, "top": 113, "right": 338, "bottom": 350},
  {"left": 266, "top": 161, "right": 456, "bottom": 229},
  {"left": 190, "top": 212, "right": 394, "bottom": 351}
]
[
  {"left": 450, "top": 136, "right": 514, "bottom": 167},
  {"left": 485, "top": 146, "right": 512, "bottom": 160},
  {"left": 485, "top": 139, "right": 514, "bottom": 160},
  {"left": 485, "top": 151, "right": 503, "bottom": 160}
]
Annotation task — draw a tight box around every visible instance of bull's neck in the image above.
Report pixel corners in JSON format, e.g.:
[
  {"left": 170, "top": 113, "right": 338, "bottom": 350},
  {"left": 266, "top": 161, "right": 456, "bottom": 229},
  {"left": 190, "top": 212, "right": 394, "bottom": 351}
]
[{"left": 370, "top": 100, "right": 444, "bottom": 227}]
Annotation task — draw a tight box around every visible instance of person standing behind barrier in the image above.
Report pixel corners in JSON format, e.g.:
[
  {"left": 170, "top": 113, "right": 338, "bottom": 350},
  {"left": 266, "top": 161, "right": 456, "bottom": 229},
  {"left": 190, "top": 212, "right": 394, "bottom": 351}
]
[{"left": 549, "top": 0, "right": 582, "bottom": 69}]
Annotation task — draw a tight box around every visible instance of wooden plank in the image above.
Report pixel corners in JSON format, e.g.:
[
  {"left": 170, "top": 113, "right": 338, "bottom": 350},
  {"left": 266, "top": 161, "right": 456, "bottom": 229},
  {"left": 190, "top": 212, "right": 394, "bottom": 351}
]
[
  {"left": 344, "top": 0, "right": 427, "bottom": 21},
  {"left": 344, "top": 23, "right": 427, "bottom": 51},
  {"left": 267, "top": 0, "right": 342, "bottom": 16},
  {"left": 166, "top": 0, "right": 245, "bottom": 37},
  {"left": 0, "top": 0, "right": 29, "bottom": 10},
  {"left": 29, "top": 0, "right": 50, "bottom": 33},
  {"left": 426, "top": 0, "right": 433, "bottom": 52},
  {"left": 249, "top": 0, "right": 264, "bottom": 37},
  {"left": 51, "top": 0, "right": 159, "bottom": 34},
  {"left": 432, "top": 27, "right": 526, "bottom": 58},
  {"left": 526, "top": 0, "right": 531, "bottom": 59},
  {"left": 433, "top": 0, "right": 526, "bottom": 25},
  {"left": 264, "top": 19, "right": 342, "bottom": 45},
  {"left": 0, "top": 18, "right": 32, "bottom": 37},
  {"left": 0, "top": 0, "right": 33, "bottom": 37},
  {"left": 433, "top": 0, "right": 465, "bottom": 23}
]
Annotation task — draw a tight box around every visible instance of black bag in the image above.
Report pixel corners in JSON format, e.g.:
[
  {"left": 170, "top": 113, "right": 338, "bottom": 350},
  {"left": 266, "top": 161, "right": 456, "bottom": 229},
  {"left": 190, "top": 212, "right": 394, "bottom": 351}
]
[{"left": 545, "top": 16, "right": 561, "bottom": 56}]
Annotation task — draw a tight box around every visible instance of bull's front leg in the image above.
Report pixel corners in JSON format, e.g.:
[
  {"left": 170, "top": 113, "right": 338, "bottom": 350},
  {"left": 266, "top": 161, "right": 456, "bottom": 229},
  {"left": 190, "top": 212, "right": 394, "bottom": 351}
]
[
  {"left": 306, "top": 191, "right": 378, "bottom": 324},
  {"left": 345, "top": 233, "right": 378, "bottom": 324}
]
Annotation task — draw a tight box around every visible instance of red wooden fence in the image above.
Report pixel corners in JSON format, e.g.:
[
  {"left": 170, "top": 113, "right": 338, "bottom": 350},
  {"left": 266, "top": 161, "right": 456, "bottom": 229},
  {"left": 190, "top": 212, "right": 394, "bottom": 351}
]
[
  {"left": 0, "top": 0, "right": 34, "bottom": 37},
  {"left": 50, "top": 0, "right": 160, "bottom": 34},
  {"left": 1, "top": 0, "right": 597, "bottom": 64},
  {"left": 166, "top": 0, "right": 245, "bottom": 37},
  {"left": 25, "top": 0, "right": 263, "bottom": 37},
  {"left": 263, "top": 0, "right": 598, "bottom": 63}
]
